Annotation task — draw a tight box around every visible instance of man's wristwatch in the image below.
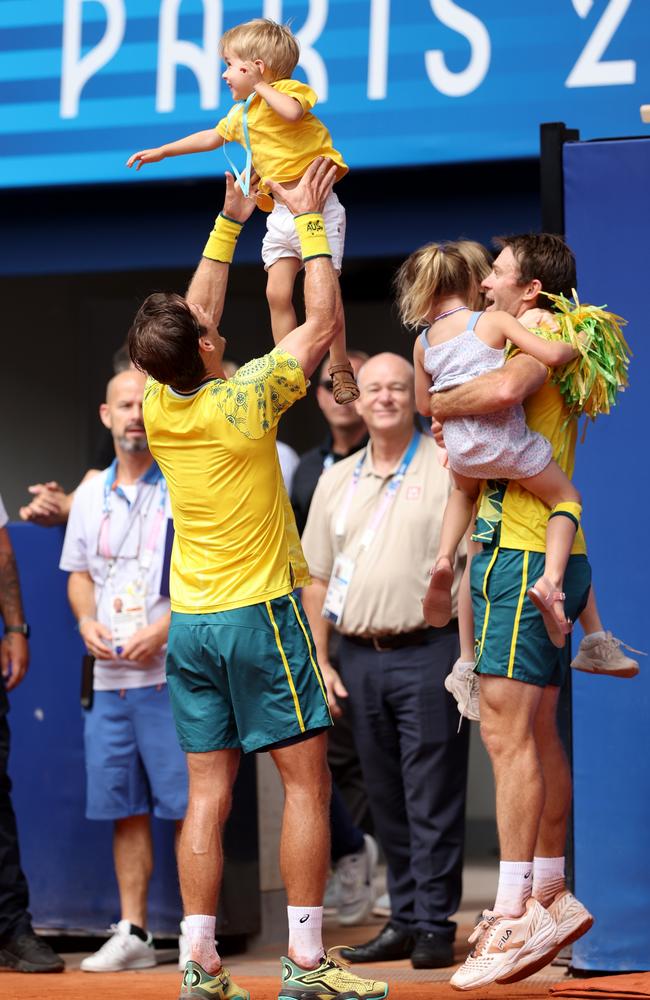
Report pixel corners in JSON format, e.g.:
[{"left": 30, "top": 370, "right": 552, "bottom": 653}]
[{"left": 4, "top": 624, "right": 30, "bottom": 638}]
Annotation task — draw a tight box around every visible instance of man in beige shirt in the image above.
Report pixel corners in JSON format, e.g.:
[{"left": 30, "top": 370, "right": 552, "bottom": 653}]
[{"left": 301, "top": 353, "right": 468, "bottom": 970}]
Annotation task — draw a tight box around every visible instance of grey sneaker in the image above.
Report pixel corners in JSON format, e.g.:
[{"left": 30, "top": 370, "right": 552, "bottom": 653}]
[
  {"left": 444, "top": 658, "right": 480, "bottom": 721},
  {"left": 335, "top": 834, "right": 378, "bottom": 926},
  {"left": 571, "top": 632, "right": 641, "bottom": 678}
]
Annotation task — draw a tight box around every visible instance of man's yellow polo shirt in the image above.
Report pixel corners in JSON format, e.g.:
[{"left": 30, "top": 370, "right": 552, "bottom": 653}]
[
  {"left": 473, "top": 376, "right": 587, "bottom": 555},
  {"left": 143, "top": 349, "right": 309, "bottom": 613}
]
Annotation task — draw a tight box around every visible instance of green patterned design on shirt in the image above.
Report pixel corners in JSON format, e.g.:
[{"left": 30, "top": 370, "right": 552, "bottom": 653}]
[{"left": 210, "top": 351, "right": 303, "bottom": 438}]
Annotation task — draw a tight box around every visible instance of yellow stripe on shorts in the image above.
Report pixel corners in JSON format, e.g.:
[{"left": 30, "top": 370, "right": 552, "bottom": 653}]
[
  {"left": 288, "top": 594, "right": 332, "bottom": 722},
  {"left": 476, "top": 545, "right": 500, "bottom": 665},
  {"left": 507, "top": 550, "right": 529, "bottom": 679},
  {"left": 266, "top": 600, "right": 305, "bottom": 732}
]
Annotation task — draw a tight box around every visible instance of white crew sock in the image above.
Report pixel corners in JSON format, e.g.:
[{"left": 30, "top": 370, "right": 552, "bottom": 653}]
[
  {"left": 287, "top": 906, "right": 324, "bottom": 969},
  {"left": 533, "top": 856, "right": 566, "bottom": 907},
  {"left": 493, "top": 861, "right": 533, "bottom": 918},
  {"left": 184, "top": 914, "right": 220, "bottom": 973}
]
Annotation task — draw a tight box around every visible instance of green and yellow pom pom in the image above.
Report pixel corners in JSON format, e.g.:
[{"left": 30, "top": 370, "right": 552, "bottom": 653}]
[{"left": 533, "top": 290, "right": 630, "bottom": 423}]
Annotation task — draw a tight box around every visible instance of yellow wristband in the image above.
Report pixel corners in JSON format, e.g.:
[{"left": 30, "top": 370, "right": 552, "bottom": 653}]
[
  {"left": 293, "top": 212, "right": 332, "bottom": 262},
  {"left": 203, "top": 213, "right": 244, "bottom": 263}
]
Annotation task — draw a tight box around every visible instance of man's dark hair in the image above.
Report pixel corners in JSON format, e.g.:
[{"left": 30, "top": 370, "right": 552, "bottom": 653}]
[
  {"left": 128, "top": 292, "right": 206, "bottom": 391},
  {"left": 494, "top": 233, "right": 577, "bottom": 300}
]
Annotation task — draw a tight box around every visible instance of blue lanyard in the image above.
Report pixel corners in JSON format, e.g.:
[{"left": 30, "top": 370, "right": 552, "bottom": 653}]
[
  {"left": 335, "top": 431, "right": 421, "bottom": 543},
  {"left": 222, "top": 93, "right": 255, "bottom": 196}
]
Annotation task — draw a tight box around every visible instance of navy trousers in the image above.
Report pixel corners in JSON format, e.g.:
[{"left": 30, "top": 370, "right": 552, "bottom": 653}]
[
  {"left": 0, "top": 681, "right": 31, "bottom": 943},
  {"left": 339, "top": 627, "right": 469, "bottom": 940}
]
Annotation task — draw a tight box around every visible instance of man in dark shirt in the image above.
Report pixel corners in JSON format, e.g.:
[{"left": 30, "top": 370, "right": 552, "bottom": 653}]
[{"left": 291, "top": 351, "right": 368, "bottom": 535}]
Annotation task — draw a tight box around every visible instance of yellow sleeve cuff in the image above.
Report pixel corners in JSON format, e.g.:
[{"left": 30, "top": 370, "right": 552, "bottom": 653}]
[
  {"left": 293, "top": 212, "right": 332, "bottom": 262},
  {"left": 203, "top": 213, "right": 243, "bottom": 263}
]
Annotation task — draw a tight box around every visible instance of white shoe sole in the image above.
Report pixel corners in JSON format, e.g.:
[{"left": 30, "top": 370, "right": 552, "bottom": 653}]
[
  {"left": 81, "top": 955, "right": 156, "bottom": 973},
  {"left": 497, "top": 913, "right": 593, "bottom": 984}
]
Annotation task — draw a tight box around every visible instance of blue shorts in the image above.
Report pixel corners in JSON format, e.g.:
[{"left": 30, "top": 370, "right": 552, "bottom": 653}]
[{"left": 83, "top": 685, "right": 188, "bottom": 821}]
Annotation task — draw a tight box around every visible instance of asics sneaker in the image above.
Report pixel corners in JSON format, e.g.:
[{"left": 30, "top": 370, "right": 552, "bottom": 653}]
[
  {"left": 450, "top": 899, "right": 556, "bottom": 991},
  {"left": 180, "top": 960, "right": 250, "bottom": 1000},
  {"left": 444, "top": 659, "right": 480, "bottom": 722},
  {"left": 80, "top": 920, "right": 156, "bottom": 972},
  {"left": 336, "top": 834, "right": 379, "bottom": 926},
  {"left": 571, "top": 631, "right": 641, "bottom": 678},
  {"left": 497, "top": 891, "right": 593, "bottom": 984},
  {"left": 278, "top": 949, "right": 388, "bottom": 999}
]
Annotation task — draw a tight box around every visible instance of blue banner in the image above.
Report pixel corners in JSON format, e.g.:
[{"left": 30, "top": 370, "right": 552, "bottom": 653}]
[{"left": 1, "top": 0, "right": 649, "bottom": 188}]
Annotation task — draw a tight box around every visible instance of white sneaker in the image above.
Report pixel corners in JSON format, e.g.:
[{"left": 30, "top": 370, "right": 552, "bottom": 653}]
[
  {"left": 80, "top": 920, "right": 156, "bottom": 972},
  {"left": 444, "top": 659, "right": 480, "bottom": 722},
  {"left": 571, "top": 632, "right": 641, "bottom": 678},
  {"left": 323, "top": 869, "right": 340, "bottom": 913},
  {"left": 372, "top": 892, "right": 391, "bottom": 918},
  {"left": 178, "top": 920, "right": 190, "bottom": 971},
  {"left": 335, "top": 834, "right": 379, "bottom": 926},
  {"left": 497, "top": 891, "right": 593, "bottom": 984},
  {"left": 450, "top": 899, "right": 556, "bottom": 991}
]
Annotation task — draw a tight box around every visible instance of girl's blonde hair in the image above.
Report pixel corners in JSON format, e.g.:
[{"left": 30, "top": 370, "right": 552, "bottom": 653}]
[
  {"left": 220, "top": 19, "right": 299, "bottom": 81},
  {"left": 394, "top": 240, "right": 492, "bottom": 330}
]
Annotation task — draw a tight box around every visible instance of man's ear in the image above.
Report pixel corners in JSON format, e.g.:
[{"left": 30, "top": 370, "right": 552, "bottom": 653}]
[
  {"left": 198, "top": 334, "right": 215, "bottom": 355},
  {"left": 99, "top": 403, "right": 111, "bottom": 430},
  {"left": 522, "top": 278, "right": 542, "bottom": 304}
]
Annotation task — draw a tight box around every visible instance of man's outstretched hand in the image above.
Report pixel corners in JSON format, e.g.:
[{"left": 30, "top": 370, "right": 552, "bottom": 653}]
[
  {"left": 222, "top": 169, "right": 260, "bottom": 224},
  {"left": 264, "top": 157, "right": 337, "bottom": 217}
]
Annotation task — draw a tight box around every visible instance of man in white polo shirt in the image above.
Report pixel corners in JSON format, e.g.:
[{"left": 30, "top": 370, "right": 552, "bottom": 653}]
[{"left": 60, "top": 369, "right": 187, "bottom": 972}]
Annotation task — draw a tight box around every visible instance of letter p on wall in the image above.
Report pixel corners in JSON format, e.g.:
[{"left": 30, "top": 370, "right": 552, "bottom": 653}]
[{"left": 60, "top": 0, "right": 126, "bottom": 119}]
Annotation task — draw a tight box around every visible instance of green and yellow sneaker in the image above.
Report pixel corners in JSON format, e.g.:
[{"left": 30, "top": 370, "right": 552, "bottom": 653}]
[
  {"left": 279, "top": 948, "right": 389, "bottom": 999},
  {"left": 179, "top": 960, "right": 250, "bottom": 1000}
]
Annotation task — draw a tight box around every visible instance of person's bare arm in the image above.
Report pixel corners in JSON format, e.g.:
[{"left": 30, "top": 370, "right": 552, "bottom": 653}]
[
  {"left": 413, "top": 337, "right": 433, "bottom": 416},
  {"left": 491, "top": 311, "right": 578, "bottom": 367},
  {"left": 0, "top": 528, "right": 29, "bottom": 690},
  {"left": 242, "top": 62, "right": 306, "bottom": 122},
  {"left": 301, "top": 578, "right": 348, "bottom": 718},
  {"left": 265, "top": 159, "right": 341, "bottom": 378},
  {"left": 68, "top": 571, "right": 113, "bottom": 660},
  {"left": 19, "top": 470, "right": 101, "bottom": 527},
  {"left": 430, "top": 352, "right": 548, "bottom": 422},
  {"left": 127, "top": 129, "right": 224, "bottom": 170},
  {"left": 185, "top": 171, "right": 259, "bottom": 329}
]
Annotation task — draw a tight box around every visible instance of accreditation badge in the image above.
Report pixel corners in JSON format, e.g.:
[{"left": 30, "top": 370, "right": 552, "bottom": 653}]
[
  {"left": 322, "top": 554, "right": 355, "bottom": 626},
  {"left": 109, "top": 580, "right": 148, "bottom": 656}
]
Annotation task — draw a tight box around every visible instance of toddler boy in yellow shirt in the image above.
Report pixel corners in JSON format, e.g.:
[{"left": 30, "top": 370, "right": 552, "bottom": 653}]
[{"left": 127, "top": 18, "right": 357, "bottom": 405}]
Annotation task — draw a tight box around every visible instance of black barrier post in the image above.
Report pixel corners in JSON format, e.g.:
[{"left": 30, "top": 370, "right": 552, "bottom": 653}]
[{"left": 540, "top": 122, "right": 580, "bottom": 235}]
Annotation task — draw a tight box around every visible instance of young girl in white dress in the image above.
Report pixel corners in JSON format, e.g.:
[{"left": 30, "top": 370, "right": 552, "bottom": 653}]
[{"left": 396, "top": 240, "right": 582, "bottom": 647}]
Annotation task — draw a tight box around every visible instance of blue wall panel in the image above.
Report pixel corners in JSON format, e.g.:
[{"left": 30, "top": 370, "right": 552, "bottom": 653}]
[
  {"left": 0, "top": 1, "right": 649, "bottom": 187},
  {"left": 565, "top": 137, "right": 650, "bottom": 971}
]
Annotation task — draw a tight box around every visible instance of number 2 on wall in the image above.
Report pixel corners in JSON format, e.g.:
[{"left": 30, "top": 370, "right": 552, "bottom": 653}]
[{"left": 566, "top": 0, "right": 635, "bottom": 87}]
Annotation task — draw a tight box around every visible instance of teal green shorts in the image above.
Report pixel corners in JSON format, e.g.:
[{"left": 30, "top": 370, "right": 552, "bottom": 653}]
[
  {"left": 471, "top": 546, "right": 592, "bottom": 687},
  {"left": 166, "top": 592, "right": 332, "bottom": 753}
]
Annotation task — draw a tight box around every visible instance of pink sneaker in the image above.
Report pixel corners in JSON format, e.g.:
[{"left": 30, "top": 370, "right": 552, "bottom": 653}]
[
  {"left": 450, "top": 899, "right": 556, "bottom": 991},
  {"left": 497, "top": 891, "right": 593, "bottom": 984}
]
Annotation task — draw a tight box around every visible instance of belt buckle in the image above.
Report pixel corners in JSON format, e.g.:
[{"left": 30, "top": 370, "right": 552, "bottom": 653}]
[{"left": 372, "top": 635, "right": 390, "bottom": 652}]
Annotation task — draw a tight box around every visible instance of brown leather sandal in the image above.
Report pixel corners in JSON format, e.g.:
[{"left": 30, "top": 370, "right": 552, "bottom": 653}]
[{"left": 328, "top": 362, "right": 360, "bottom": 404}]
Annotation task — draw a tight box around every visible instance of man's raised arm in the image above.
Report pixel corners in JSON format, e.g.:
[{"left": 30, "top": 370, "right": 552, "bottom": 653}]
[
  {"left": 265, "top": 158, "right": 342, "bottom": 378},
  {"left": 430, "top": 353, "right": 548, "bottom": 423},
  {"left": 185, "top": 170, "right": 259, "bottom": 328}
]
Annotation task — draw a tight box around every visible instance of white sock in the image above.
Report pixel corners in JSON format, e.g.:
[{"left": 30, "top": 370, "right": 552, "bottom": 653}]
[
  {"left": 493, "top": 861, "right": 533, "bottom": 918},
  {"left": 184, "top": 914, "right": 220, "bottom": 973},
  {"left": 287, "top": 906, "right": 324, "bottom": 969},
  {"left": 533, "top": 856, "right": 565, "bottom": 907},
  {"left": 584, "top": 630, "right": 606, "bottom": 641}
]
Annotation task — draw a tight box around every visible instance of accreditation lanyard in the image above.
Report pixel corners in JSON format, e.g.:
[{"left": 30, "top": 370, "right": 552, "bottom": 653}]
[
  {"left": 222, "top": 93, "right": 255, "bottom": 196},
  {"left": 98, "top": 470, "right": 168, "bottom": 583},
  {"left": 335, "top": 431, "right": 420, "bottom": 554}
]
